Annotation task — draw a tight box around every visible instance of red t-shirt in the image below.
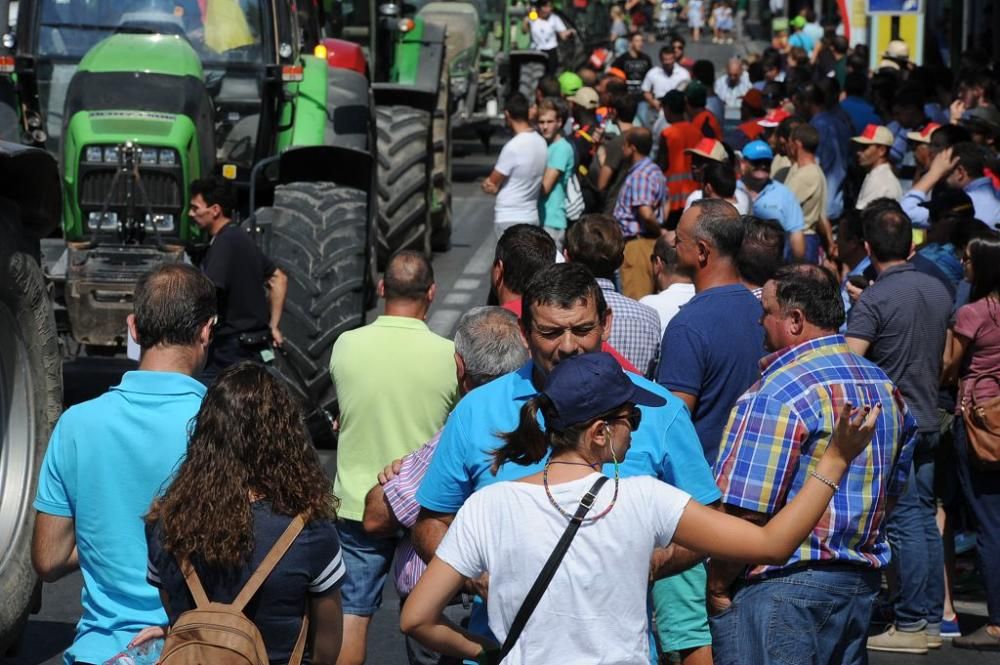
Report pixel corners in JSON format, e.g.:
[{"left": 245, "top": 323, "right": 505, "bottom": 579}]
[{"left": 501, "top": 299, "right": 640, "bottom": 374}]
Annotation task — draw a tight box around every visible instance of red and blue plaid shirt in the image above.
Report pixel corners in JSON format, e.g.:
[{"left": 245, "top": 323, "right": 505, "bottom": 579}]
[
  {"left": 613, "top": 156, "right": 665, "bottom": 238},
  {"left": 715, "top": 334, "right": 917, "bottom": 578}
]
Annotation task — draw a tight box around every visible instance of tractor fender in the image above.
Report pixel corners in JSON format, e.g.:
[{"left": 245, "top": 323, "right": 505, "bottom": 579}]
[
  {"left": 371, "top": 19, "right": 446, "bottom": 114},
  {"left": 0, "top": 141, "right": 61, "bottom": 246},
  {"left": 279, "top": 145, "right": 374, "bottom": 196},
  {"left": 325, "top": 66, "right": 371, "bottom": 153}
]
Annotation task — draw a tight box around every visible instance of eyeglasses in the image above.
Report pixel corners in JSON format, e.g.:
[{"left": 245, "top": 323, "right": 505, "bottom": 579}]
[{"left": 609, "top": 407, "right": 642, "bottom": 432}]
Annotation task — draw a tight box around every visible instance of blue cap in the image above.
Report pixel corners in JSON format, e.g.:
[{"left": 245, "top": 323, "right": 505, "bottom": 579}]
[
  {"left": 742, "top": 140, "right": 774, "bottom": 161},
  {"left": 542, "top": 352, "right": 666, "bottom": 430}
]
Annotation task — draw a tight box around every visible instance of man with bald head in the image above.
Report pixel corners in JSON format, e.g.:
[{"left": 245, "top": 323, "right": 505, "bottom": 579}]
[{"left": 330, "top": 249, "right": 459, "bottom": 665}]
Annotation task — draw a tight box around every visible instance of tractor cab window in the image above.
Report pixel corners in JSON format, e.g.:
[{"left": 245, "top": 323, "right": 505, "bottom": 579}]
[
  {"left": 31, "top": 0, "right": 269, "bottom": 151},
  {"left": 37, "top": 0, "right": 265, "bottom": 62}
]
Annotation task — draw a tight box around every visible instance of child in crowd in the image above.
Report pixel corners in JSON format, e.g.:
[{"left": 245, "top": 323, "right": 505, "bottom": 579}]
[{"left": 686, "top": 0, "right": 704, "bottom": 42}]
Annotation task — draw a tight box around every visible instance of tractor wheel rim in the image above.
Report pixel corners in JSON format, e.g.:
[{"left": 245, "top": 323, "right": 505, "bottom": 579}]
[{"left": 0, "top": 300, "right": 35, "bottom": 574}]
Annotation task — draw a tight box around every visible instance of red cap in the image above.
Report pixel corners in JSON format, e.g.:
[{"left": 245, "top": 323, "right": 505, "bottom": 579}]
[
  {"left": 758, "top": 108, "right": 791, "bottom": 128},
  {"left": 742, "top": 89, "right": 764, "bottom": 111}
]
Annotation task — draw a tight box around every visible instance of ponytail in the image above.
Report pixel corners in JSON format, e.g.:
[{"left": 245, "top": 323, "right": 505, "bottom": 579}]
[{"left": 491, "top": 395, "right": 552, "bottom": 474}]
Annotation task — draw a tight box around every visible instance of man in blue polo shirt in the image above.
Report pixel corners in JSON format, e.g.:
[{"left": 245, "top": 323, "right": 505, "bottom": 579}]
[
  {"left": 32, "top": 264, "right": 215, "bottom": 664},
  {"left": 412, "top": 262, "right": 721, "bottom": 665},
  {"left": 741, "top": 140, "right": 807, "bottom": 261}
]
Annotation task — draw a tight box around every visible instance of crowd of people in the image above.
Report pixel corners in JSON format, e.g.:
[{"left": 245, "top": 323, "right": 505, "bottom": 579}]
[{"left": 25, "top": 7, "right": 1000, "bottom": 665}]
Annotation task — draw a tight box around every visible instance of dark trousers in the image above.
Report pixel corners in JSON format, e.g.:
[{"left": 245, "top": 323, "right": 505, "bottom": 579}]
[
  {"left": 954, "top": 418, "right": 1000, "bottom": 624},
  {"left": 542, "top": 47, "right": 559, "bottom": 75},
  {"left": 710, "top": 564, "right": 881, "bottom": 665},
  {"left": 199, "top": 334, "right": 262, "bottom": 386}
]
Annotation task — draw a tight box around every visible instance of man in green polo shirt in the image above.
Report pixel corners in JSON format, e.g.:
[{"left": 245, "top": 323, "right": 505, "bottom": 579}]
[{"left": 331, "top": 249, "right": 458, "bottom": 665}]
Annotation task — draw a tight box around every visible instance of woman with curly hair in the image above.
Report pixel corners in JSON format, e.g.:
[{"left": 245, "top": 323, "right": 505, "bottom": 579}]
[{"left": 138, "top": 362, "right": 344, "bottom": 663}]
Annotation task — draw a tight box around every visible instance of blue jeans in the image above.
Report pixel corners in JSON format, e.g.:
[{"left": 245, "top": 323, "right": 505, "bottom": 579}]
[
  {"left": 886, "top": 431, "right": 944, "bottom": 630},
  {"left": 953, "top": 419, "right": 1000, "bottom": 624},
  {"left": 337, "top": 519, "right": 398, "bottom": 615},
  {"left": 710, "top": 564, "right": 880, "bottom": 665}
]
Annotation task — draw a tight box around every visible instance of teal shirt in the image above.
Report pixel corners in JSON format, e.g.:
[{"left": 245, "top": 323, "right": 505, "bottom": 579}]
[
  {"left": 34, "top": 371, "right": 206, "bottom": 664},
  {"left": 539, "top": 137, "right": 575, "bottom": 230}
]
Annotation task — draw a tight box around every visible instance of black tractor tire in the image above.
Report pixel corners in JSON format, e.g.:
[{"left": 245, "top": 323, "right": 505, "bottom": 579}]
[
  {"left": 257, "top": 182, "right": 368, "bottom": 449},
  {"left": 0, "top": 211, "right": 61, "bottom": 654},
  {"left": 376, "top": 105, "right": 432, "bottom": 268},
  {"left": 430, "top": 77, "right": 452, "bottom": 252},
  {"left": 517, "top": 60, "right": 546, "bottom": 100}
]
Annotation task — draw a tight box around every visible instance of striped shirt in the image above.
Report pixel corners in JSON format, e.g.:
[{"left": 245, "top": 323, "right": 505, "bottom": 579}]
[
  {"left": 613, "top": 156, "right": 665, "bottom": 238},
  {"left": 596, "top": 278, "right": 662, "bottom": 377},
  {"left": 715, "top": 335, "right": 918, "bottom": 578},
  {"left": 384, "top": 430, "right": 442, "bottom": 595}
]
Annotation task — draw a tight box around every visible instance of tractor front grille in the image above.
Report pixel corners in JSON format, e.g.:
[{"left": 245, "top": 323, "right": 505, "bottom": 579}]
[{"left": 79, "top": 169, "right": 183, "bottom": 210}]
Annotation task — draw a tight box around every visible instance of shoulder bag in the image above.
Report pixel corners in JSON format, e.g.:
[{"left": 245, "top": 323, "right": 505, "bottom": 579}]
[{"left": 961, "top": 375, "right": 1000, "bottom": 469}]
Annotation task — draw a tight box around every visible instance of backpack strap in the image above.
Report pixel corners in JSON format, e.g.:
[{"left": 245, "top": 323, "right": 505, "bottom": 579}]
[
  {"left": 179, "top": 559, "right": 211, "bottom": 609},
  {"left": 288, "top": 613, "right": 309, "bottom": 665},
  {"left": 231, "top": 513, "right": 307, "bottom": 612}
]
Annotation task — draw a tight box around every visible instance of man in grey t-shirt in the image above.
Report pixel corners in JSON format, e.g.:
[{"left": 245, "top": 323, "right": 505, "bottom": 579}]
[
  {"left": 846, "top": 201, "right": 952, "bottom": 655},
  {"left": 482, "top": 93, "right": 547, "bottom": 238}
]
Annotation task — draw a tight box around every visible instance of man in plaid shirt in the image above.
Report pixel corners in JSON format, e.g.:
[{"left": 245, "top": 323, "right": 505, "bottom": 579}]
[
  {"left": 708, "top": 264, "right": 917, "bottom": 665},
  {"left": 564, "top": 215, "right": 662, "bottom": 377},
  {"left": 613, "top": 127, "right": 666, "bottom": 300}
]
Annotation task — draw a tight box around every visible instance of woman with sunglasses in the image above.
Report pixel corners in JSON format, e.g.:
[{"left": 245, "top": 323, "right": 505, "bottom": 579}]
[
  {"left": 943, "top": 233, "right": 1000, "bottom": 650},
  {"left": 401, "top": 351, "right": 881, "bottom": 664}
]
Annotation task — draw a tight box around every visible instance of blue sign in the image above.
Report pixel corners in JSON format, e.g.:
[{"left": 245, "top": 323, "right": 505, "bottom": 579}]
[{"left": 866, "top": 0, "right": 921, "bottom": 13}]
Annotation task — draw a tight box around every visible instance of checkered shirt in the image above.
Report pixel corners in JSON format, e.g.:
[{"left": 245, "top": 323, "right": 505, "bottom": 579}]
[
  {"left": 715, "top": 335, "right": 918, "bottom": 579},
  {"left": 613, "top": 156, "right": 665, "bottom": 238},
  {"left": 383, "top": 430, "right": 441, "bottom": 596},
  {"left": 596, "top": 278, "right": 662, "bottom": 377}
]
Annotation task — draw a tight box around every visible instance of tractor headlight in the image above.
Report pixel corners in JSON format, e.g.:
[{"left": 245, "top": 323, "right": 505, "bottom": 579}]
[
  {"left": 145, "top": 213, "right": 174, "bottom": 232},
  {"left": 87, "top": 211, "right": 118, "bottom": 230},
  {"left": 157, "top": 149, "right": 177, "bottom": 166},
  {"left": 85, "top": 146, "right": 104, "bottom": 163},
  {"left": 103, "top": 146, "right": 119, "bottom": 163}
]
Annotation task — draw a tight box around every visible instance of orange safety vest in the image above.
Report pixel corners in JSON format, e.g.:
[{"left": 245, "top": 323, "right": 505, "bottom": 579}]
[
  {"left": 691, "top": 109, "right": 723, "bottom": 140},
  {"left": 660, "top": 121, "right": 702, "bottom": 212}
]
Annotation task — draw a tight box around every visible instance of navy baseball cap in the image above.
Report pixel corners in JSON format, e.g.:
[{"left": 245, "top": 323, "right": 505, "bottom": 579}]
[{"left": 543, "top": 352, "right": 666, "bottom": 431}]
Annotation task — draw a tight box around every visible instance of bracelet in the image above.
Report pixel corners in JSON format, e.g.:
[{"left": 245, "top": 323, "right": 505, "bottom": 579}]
[{"left": 810, "top": 470, "right": 839, "bottom": 492}]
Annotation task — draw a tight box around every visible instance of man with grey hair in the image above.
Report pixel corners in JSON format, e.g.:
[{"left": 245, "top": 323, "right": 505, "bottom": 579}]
[{"left": 361, "top": 306, "right": 527, "bottom": 665}]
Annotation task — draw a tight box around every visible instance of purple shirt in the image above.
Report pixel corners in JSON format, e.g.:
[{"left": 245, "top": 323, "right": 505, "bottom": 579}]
[{"left": 383, "top": 430, "right": 442, "bottom": 595}]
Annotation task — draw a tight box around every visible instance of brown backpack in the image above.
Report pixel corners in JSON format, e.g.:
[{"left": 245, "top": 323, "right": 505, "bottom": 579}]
[{"left": 159, "top": 514, "right": 308, "bottom": 665}]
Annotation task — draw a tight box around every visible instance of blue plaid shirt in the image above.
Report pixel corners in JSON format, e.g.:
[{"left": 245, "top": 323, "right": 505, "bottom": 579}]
[
  {"left": 596, "top": 278, "right": 662, "bottom": 377},
  {"left": 613, "top": 156, "right": 665, "bottom": 238},
  {"left": 715, "top": 335, "right": 917, "bottom": 578}
]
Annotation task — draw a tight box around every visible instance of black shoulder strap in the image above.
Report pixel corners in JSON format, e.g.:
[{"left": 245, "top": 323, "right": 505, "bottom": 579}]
[{"left": 496, "top": 475, "right": 610, "bottom": 662}]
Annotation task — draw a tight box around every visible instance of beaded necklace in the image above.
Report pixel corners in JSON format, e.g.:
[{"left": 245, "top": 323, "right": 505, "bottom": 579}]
[{"left": 542, "top": 459, "right": 619, "bottom": 522}]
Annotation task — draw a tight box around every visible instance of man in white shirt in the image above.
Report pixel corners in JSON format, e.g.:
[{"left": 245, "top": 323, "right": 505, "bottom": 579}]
[
  {"left": 482, "top": 93, "right": 548, "bottom": 239},
  {"left": 641, "top": 235, "right": 695, "bottom": 336},
  {"left": 714, "top": 57, "right": 752, "bottom": 109},
  {"left": 853, "top": 124, "right": 903, "bottom": 210},
  {"left": 640, "top": 46, "right": 691, "bottom": 126},
  {"left": 528, "top": 0, "right": 574, "bottom": 74}
]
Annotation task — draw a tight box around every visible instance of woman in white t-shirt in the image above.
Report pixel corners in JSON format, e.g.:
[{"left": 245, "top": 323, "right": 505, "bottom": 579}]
[{"left": 401, "top": 352, "right": 880, "bottom": 664}]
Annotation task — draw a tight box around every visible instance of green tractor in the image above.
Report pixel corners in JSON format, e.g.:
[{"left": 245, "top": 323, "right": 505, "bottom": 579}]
[
  {"left": 329, "top": 0, "right": 453, "bottom": 260},
  {"left": 0, "top": 0, "right": 392, "bottom": 647}
]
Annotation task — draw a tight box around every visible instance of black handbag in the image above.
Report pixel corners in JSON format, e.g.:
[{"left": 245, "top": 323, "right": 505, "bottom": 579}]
[{"left": 477, "top": 475, "right": 610, "bottom": 665}]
